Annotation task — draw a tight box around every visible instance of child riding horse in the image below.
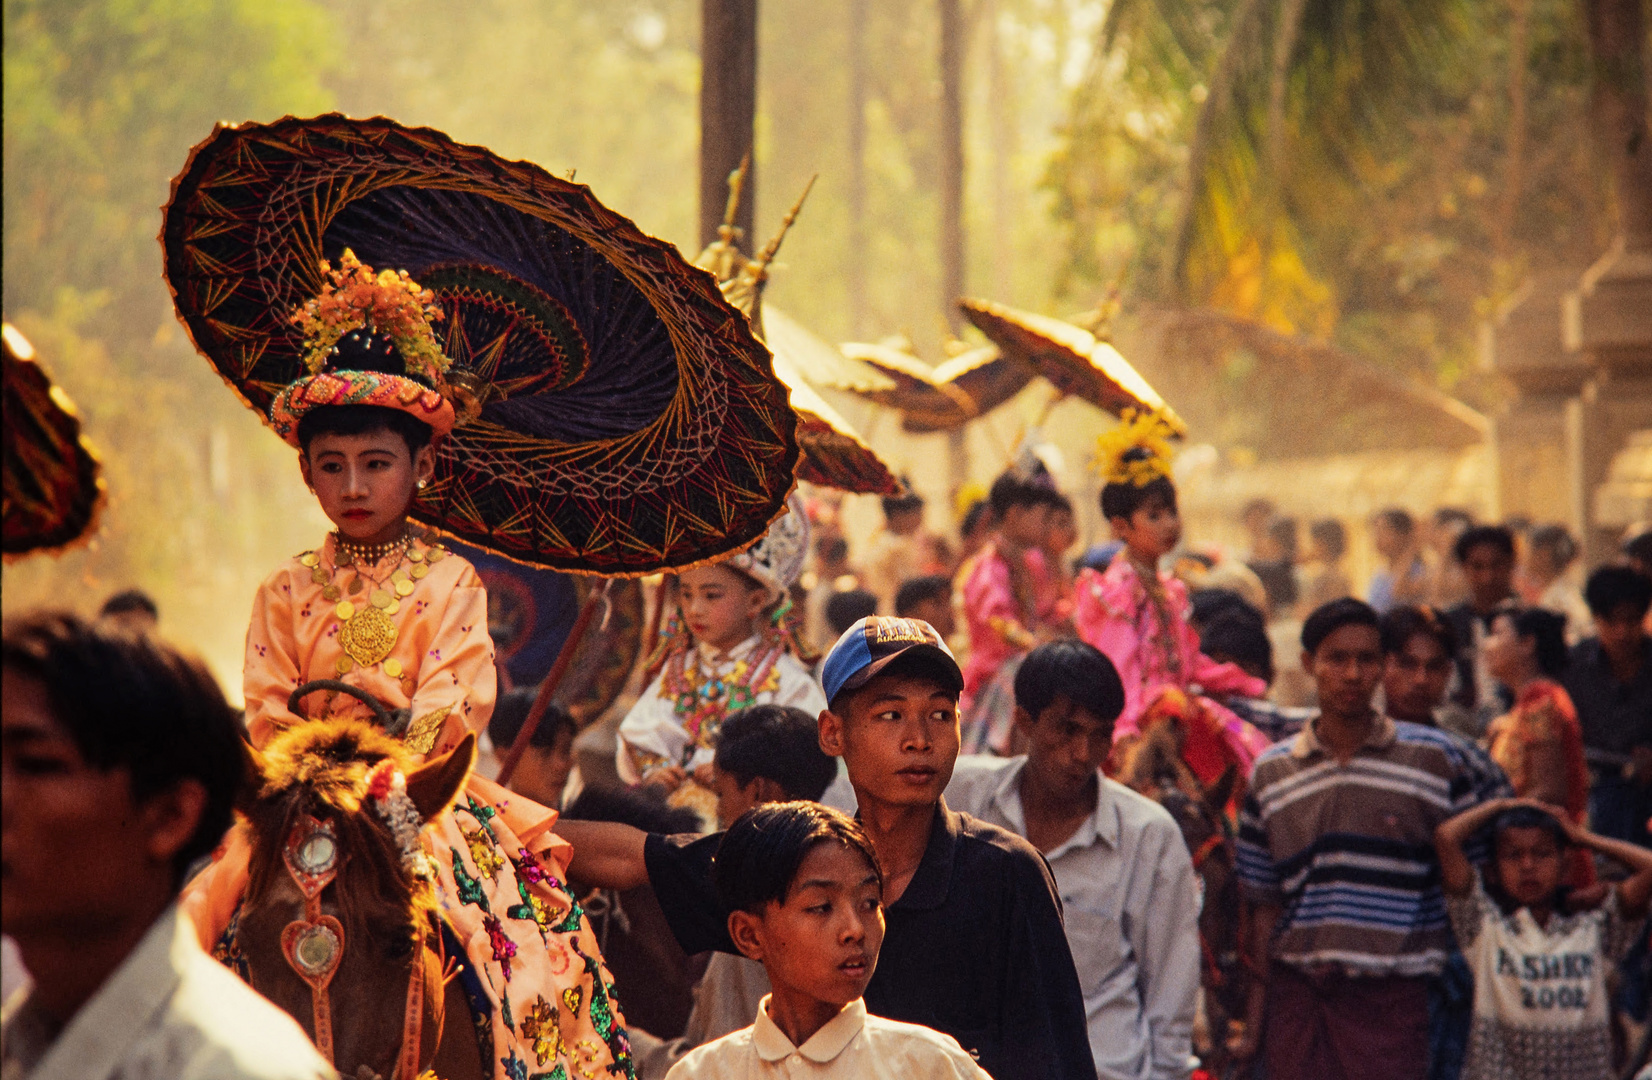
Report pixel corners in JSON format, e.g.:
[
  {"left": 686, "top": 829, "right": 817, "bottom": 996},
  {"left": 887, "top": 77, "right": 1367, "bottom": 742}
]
[{"left": 184, "top": 255, "right": 634, "bottom": 1080}]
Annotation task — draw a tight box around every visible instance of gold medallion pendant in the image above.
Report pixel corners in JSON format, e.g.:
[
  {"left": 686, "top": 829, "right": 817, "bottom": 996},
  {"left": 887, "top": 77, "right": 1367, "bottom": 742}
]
[{"left": 338, "top": 604, "right": 398, "bottom": 668}]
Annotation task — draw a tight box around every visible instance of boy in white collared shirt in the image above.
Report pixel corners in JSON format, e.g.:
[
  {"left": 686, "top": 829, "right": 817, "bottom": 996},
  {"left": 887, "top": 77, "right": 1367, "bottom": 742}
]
[{"left": 665, "top": 801, "right": 987, "bottom": 1080}]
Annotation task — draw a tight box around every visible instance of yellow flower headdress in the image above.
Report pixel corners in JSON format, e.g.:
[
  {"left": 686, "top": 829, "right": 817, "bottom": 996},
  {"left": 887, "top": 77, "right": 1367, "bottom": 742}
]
[
  {"left": 1094, "top": 408, "right": 1177, "bottom": 487},
  {"left": 289, "top": 249, "right": 450, "bottom": 383}
]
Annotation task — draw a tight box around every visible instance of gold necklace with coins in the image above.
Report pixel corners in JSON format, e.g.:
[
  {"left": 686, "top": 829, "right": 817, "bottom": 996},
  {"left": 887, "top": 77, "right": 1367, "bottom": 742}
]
[{"left": 297, "top": 529, "right": 449, "bottom": 684}]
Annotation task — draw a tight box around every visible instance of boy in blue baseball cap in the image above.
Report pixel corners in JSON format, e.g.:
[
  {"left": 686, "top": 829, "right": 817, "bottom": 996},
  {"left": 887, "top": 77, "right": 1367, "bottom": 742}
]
[{"left": 557, "top": 616, "right": 1094, "bottom": 1080}]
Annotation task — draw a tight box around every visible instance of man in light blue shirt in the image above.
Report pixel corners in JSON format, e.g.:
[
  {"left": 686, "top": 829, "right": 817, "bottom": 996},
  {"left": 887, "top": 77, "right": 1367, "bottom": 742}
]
[{"left": 945, "top": 640, "right": 1200, "bottom": 1080}]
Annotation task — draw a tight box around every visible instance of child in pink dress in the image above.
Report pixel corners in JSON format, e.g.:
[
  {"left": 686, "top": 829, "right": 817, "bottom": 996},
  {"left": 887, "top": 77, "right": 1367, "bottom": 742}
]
[
  {"left": 1074, "top": 412, "right": 1270, "bottom": 779},
  {"left": 957, "top": 474, "right": 1052, "bottom": 752}
]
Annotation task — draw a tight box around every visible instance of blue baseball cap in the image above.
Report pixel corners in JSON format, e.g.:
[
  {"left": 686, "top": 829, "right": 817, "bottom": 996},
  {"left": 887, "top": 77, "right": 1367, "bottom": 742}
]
[{"left": 820, "top": 616, "right": 963, "bottom": 707}]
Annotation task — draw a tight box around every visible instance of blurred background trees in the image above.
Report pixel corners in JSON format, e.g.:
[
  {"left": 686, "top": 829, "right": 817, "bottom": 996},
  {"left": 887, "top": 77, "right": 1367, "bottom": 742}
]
[{"left": 3, "top": 0, "right": 1641, "bottom": 682}]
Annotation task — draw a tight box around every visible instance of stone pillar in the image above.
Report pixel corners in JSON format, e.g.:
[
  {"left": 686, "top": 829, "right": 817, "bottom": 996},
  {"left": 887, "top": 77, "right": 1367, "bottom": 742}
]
[
  {"left": 1483, "top": 269, "right": 1591, "bottom": 527},
  {"left": 1564, "top": 240, "right": 1652, "bottom": 563}
]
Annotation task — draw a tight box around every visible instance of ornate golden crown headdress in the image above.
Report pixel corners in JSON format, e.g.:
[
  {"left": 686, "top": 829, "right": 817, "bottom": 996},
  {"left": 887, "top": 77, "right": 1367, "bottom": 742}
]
[
  {"left": 1094, "top": 408, "right": 1177, "bottom": 487},
  {"left": 290, "top": 250, "right": 450, "bottom": 384}
]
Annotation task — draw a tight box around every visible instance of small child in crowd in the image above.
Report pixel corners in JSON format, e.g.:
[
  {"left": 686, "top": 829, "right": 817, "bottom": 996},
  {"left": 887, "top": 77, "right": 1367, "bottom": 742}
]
[
  {"left": 665, "top": 801, "right": 989, "bottom": 1080},
  {"left": 1075, "top": 410, "right": 1268, "bottom": 779},
  {"left": 1436, "top": 798, "right": 1652, "bottom": 1080},
  {"left": 619, "top": 497, "right": 827, "bottom": 813}
]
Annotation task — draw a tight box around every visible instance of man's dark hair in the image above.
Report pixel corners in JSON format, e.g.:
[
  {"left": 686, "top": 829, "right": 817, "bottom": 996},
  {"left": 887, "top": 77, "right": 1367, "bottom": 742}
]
[
  {"left": 1189, "top": 588, "right": 1265, "bottom": 632},
  {"left": 713, "top": 705, "right": 838, "bottom": 802},
  {"left": 816, "top": 535, "right": 849, "bottom": 564},
  {"left": 1379, "top": 604, "right": 1457, "bottom": 657},
  {"left": 989, "top": 472, "right": 1048, "bottom": 517},
  {"left": 1499, "top": 606, "right": 1568, "bottom": 680},
  {"left": 1528, "top": 524, "right": 1578, "bottom": 569},
  {"left": 1100, "top": 454, "right": 1177, "bottom": 523},
  {"left": 1267, "top": 516, "right": 1300, "bottom": 561},
  {"left": 1301, "top": 597, "right": 1381, "bottom": 655},
  {"left": 713, "top": 801, "right": 882, "bottom": 915},
  {"left": 99, "top": 588, "right": 158, "bottom": 620},
  {"left": 1374, "top": 507, "right": 1415, "bottom": 536},
  {"left": 1454, "top": 524, "right": 1516, "bottom": 565},
  {"left": 895, "top": 575, "right": 951, "bottom": 617},
  {"left": 1199, "top": 611, "right": 1274, "bottom": 684},
  {"left": 960, "top": 499, "right": 993, "bottom": 538},
  {"left": 1036, "top": 488, "right": 1074, "bottom": 516},
  {"left": 561, "top": 783, "right": 702, "bottom": 835},
  {"left": 1433, "top": 507, "right": 1474, "bottom": 531},
  {"left": 1013, "top": 639, "right": 1126, "bottom": 725},
  {"left": 1, "top": 612, "right": 243, "bottom": 885},
  {"left": 1623, "top": 530, "right": 1652, "bottom": 567},
  {"left": 1309, "top": 518, "right": 1347, "bottom": 561},
  {"left": 824, "top": 589, "right": 879, "bottom": 637},
  {"left": 487, "top": 686, "right": 577, "bottom": 752},
  {"left": 1583, "top": 564, "right": 1652, "bottom": 620},
  {"left": 882, "top": 489, "right": 925, "bottom": 517}
]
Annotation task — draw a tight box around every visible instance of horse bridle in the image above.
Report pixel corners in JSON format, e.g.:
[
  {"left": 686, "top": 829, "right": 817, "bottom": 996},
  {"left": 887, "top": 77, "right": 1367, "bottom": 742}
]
[{"left": 281, "top": 814, "right": 431, "bottom": 1080}]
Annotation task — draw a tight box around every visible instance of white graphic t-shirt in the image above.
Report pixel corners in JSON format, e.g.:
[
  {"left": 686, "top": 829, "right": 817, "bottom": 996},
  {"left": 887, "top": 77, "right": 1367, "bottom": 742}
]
[{"left": 1448, "top": 876, "right": 1639, "bottom": 1080}]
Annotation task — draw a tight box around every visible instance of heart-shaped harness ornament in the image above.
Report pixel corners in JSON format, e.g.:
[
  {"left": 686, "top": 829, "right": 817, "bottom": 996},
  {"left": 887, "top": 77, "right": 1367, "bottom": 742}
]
[
  {"left": 281, "top": 914, "right": 346, "bottom": 988},
  {"left": 275, "top": 785, "right": 432, "bottom": 1079}
]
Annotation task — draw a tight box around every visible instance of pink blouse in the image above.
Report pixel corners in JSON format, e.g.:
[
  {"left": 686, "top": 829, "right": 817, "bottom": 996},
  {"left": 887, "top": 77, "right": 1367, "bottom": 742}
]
[{"left": 1074, "top": 558, "right": 1267, "bottom": 740}]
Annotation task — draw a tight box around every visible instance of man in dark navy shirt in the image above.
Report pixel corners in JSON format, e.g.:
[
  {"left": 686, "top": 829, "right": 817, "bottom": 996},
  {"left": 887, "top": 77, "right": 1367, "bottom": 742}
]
[
  {"left": 1565, "top": 566, "right": 1652, "bottom": 846},
  {"left": 557, "top": 617, "right": 1096, "bottom": 1080}
]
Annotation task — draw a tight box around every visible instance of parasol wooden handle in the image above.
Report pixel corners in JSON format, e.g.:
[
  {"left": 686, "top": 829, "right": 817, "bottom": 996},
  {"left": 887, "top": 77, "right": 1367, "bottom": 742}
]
[{"left": 496, "top": 579, "right": 611, "bottom": 788}]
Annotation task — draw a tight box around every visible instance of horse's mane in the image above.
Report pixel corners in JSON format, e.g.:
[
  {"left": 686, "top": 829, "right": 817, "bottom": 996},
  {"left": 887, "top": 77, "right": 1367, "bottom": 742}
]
[{"left": 244, "top": 718, "right": 435, "bottom": 932}]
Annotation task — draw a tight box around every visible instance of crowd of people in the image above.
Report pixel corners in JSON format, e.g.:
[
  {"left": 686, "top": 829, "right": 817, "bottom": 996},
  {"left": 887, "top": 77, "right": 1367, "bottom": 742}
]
[{"left": 6, "top": 392, "right": 1651, "bottom": 1080}]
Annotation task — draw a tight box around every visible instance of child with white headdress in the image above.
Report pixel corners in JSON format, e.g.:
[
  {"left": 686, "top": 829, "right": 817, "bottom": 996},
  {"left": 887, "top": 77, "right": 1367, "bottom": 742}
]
[{"left": 618, "top": 497, "right": 827, "bottom": 821}]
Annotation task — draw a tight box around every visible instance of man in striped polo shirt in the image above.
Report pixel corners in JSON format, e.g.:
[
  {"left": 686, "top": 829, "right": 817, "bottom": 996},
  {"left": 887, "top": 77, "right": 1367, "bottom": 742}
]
[{"left": 1231, "top": 598, "right": 1496, "bottom": 1080}]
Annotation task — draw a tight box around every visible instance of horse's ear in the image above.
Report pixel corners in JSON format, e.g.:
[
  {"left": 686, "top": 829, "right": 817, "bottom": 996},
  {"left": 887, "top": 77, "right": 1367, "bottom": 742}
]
[
  {"left": 237, "top": 737, "right": 267, "bottom": 816},
  {"left": 406, "top": 733, "right": 475, "bottom": 822},
  {"left": 1205, "top": 763, "right": 1238, "bottom": 815}
]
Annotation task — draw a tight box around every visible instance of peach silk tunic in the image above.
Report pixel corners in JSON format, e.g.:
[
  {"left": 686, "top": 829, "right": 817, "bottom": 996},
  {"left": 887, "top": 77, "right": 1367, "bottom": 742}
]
[{"left": 184, "top": 535, "right": 635, "bottom": 1080}]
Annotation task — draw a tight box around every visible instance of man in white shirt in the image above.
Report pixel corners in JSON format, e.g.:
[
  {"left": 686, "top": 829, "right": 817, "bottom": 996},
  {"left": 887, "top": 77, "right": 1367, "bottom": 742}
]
[
  {"left": 946, "top": 639, "right": 1200, "bottom": 1080},
  {"left": 2, "top": 612, "right": 331, "bottom": 1080}
]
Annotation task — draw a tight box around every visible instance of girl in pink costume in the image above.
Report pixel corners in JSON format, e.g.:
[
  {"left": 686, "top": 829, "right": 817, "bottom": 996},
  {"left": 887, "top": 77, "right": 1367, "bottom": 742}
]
[{"left": 1074, "top": 412, "right": 1271, "bottom": 774}]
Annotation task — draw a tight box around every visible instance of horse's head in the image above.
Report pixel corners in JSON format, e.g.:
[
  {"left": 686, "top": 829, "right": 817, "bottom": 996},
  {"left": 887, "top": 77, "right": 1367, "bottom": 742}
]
[
  {"left": 238, "top": 718, "right": 473, "bottom": 1080},
  {"left": 1115, "top": 714, "right": 1245, "bottom": 1033}
]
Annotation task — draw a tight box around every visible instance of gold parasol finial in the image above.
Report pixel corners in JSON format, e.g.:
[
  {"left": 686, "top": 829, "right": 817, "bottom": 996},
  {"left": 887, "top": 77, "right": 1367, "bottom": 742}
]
[{"left": 742, "top": 175, "right": 817, "bottom": 291}]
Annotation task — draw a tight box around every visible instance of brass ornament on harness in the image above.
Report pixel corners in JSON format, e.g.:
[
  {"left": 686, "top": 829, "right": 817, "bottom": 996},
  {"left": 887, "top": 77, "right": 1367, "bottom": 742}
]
[{"left": 277, "top": 812, "right": 435, "bottom": 1080}]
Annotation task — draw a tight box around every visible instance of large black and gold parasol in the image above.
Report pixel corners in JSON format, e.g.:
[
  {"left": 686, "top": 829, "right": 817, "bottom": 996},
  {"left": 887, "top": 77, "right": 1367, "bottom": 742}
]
[
  {"left": 161, "top": 115, "right": 799, "bottom": 576},
  {"left": 3, "top": 323, "right": 105, "bottom": 559}
]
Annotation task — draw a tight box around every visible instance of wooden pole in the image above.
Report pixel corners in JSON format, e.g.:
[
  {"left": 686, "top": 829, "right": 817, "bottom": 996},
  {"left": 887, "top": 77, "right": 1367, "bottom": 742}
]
[
  {"left": 847, "top": 0, "right": 869, "bottom": 337},
  {"left": 939, "top": 0, "right": 965, "bottom": 334},
  {"left": 701, "top": 0, "right": 759, "bottom": 250},
  {"left": 496, "top": 581, "right": 610, "bottom": 788}
]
